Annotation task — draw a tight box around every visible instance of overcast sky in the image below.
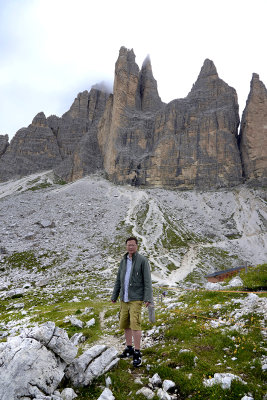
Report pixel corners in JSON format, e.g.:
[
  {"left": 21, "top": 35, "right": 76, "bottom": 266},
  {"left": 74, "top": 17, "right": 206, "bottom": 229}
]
[{"left": 1, "top": 0, "right": 267, "bottom": 140}]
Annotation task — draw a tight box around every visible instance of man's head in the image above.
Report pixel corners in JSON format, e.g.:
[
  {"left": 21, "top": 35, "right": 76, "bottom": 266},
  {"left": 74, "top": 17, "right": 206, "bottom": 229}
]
[{"left": 126, "top": 237, "right": 138, "bottom": 257}]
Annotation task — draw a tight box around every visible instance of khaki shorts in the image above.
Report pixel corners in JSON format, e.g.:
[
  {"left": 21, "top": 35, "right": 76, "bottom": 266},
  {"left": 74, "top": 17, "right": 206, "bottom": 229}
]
[{"left": 119, "top": 301, "right": 143, "bottom": 330}]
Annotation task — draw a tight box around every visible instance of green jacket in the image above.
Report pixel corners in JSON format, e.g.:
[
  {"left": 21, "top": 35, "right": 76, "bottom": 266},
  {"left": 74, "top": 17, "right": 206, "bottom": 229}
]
[{"left": 111, "top": 252, "right": 153, "bottom": 302}]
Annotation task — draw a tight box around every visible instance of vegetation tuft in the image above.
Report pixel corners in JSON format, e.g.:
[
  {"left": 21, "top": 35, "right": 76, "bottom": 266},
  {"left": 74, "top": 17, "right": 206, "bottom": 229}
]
[{"left": 239, "top": 263, "right": 267, "bottom": 290}]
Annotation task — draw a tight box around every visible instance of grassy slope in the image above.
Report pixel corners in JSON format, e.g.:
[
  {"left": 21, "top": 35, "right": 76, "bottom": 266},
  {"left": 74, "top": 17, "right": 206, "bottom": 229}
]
[{"left": 1, "top": 264, "right": 266, "bottom": 400}]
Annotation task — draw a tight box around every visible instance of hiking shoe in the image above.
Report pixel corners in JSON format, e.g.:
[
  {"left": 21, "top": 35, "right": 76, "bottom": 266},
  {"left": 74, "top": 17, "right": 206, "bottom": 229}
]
[
  {"left": 118, "top": 346, "right": 134, "bottom": 358},
  {"left": 133, "top": 350, "right": 142, "bottom": 367}
]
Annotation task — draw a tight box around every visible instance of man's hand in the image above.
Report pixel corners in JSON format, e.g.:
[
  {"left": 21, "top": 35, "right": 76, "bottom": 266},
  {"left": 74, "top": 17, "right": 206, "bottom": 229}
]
[
  {"left": 111, "top": 300, "right": 116, "bottom": 303},
  {"left": 144, "top": 301, "right": 150, "bottom": 307}
]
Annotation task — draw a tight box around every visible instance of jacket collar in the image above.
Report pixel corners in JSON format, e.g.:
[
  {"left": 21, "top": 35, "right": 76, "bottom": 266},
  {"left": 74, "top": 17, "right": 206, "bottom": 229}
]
[{"left": 125, "top": 251, "right": 138, "bottom": 261}]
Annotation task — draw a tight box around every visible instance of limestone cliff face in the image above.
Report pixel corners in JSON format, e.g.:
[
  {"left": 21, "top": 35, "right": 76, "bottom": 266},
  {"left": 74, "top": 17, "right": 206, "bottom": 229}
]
[
  {"left": 239, "top": 73, "right": 267, "bottom": 185},
  {"left": 0, "top": 135, "right": 9, "bottom": 157},
  {"left": 0, "top": 47, "right": 265, "bottom": 189},
  {"left": 99, "top": 50, "right": 242, "bottom": 188},
  {"left": 48, "top": 88, "right": 109, "bottom": 181},
  {"left": 98, "top": 47, "right": 164, "bottom": 183},
  {"left": 0, "top": 113, "right": 62, "bottom": 181},
  {"left": 0, "top": 88, "right": 109, "bottom": 182}
]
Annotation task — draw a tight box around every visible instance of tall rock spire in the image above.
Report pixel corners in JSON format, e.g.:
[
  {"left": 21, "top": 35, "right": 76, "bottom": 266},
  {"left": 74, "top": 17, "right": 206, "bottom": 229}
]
[
  {"left": 98, "top": 53, "right": 242, "bottom": 188},
  {"left": 113, "top": 46, "right": 140, "bottom": 110},
  {"left": 139, "top": 55, "right": 163, "bottom": 112},
  {"left": 239, "top": 73, "right": 267, "bottom": 184}
]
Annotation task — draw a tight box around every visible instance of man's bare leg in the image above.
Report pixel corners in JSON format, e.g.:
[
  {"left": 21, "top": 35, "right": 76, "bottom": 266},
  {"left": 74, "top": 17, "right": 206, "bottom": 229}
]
[
  {"left": 125, "top": 328, "right": 133, "bottom": 346},
  {"left": 132, "top": 330, "right": 141, "bottom": 350},
  {"left": 125, "top": 329, "right": 141, "bottom": 350}
]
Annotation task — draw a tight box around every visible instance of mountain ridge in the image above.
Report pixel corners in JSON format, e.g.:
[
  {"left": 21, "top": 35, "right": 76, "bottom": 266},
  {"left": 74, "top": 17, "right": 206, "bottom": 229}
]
[{"left": 0, "top": 47, "right": 266, "bottom": 188}]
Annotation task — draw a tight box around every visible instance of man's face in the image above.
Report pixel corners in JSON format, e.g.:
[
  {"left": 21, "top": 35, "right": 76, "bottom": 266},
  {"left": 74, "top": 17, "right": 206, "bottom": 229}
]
[{"left": 126, "top": 240, "right": 138, "bottom": 256}]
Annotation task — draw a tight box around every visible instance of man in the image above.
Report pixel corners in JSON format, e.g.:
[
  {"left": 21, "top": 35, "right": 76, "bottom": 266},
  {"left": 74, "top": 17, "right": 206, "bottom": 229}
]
[{"left": 111, "top": 236, "right": 153, "bottom": 367}]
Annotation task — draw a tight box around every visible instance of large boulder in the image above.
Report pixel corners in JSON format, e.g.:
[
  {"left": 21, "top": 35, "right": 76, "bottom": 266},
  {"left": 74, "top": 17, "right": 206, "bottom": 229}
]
[
  {"left": 0, "top": 322, "right": 77, "bottom": 399},
  {"left": 65, "top": 345, "right": 119, "bottom": 387},
  {"left": 0, "top": 322, "right": 119, "bottom": 399}
]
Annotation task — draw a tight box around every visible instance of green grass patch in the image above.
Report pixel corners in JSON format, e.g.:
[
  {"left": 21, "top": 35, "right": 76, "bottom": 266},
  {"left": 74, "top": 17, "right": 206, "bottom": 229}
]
[
  {"left": 1, "top": 274, "right": 266, "bottom": 399},
  {"left": 27, "top": 182, "right": 52, "bottom": 191},
  {"left": 5, "top": 251, "right": 41, "bottom": 270},
  {"left": 239, "top": 263, "right": 267, "bottom": 290}
]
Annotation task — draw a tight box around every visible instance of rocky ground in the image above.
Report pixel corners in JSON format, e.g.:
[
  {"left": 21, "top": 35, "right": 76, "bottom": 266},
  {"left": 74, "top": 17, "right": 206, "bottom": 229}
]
[
  {"left": 0, "top": 171, "right": 266, "bottom": 399},
  {"left": 0, "top": 170, "right": 266, "bottom": 283}
]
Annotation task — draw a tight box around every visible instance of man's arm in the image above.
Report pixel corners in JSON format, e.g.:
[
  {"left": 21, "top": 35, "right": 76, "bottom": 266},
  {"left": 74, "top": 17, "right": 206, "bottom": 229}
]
[{"left": 111, "top": 263, "right": 122, "bottom": 302}]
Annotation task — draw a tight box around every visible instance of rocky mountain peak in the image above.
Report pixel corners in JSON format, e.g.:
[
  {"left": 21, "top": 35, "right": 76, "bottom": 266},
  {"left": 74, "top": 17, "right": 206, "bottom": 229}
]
[
  {"left": 116, "top": 46, "right": 139, "bottom": 76},
  {"left": 113, "top": 46, "right": 140, "bottom": 110},
  {"left": 32, "top": 112, "right": 48, "bottom": 127},
  {"left": 0, "top": 112, "right": 62, "bottom": 181},
  {"left": 187, "top": 58, "right": 238, "bottom": 113},
  {"left": 139, "top": 55, "right": 163, "bottom": 112},
  {"left": 199, "top": 58, "right": 218, "bottom": 79},
  {"left": 239, "top": 73, "right": 267, "bottom": 185},
  {"left": 249, "top": 72, "right": 267, "bottom": 99},
  {"left": 63, "top": 88, "right": 109, "bottom": 122},
  {"left": 0, "top": 47, "right": 266, "bottom": 188}
]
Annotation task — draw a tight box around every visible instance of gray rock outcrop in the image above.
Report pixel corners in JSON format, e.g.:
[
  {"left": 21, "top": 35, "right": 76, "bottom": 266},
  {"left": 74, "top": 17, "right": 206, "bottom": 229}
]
[
  {"left": 0, "top": 113, "right": 62, "bottom": 181},
  {"left": 0, "top": 322, "right": 118, "bottom": 400},
  {"left": 0, "top": 321, "right": 77, "bottom": 399},
  {"left": 48, "top": 88, "right": 109, "bottom": 181},
  {"left": 97, "top": 388, "right": 115, "bottom": 400},
  {"left": 239, "top": 73, "right": 267, "bottom": 185},
  {"left": 65, "top": 344, "right": 119, "bottom": 387},
  {"left": 0, "top": 134, "right": 9, "bottom": 157}
]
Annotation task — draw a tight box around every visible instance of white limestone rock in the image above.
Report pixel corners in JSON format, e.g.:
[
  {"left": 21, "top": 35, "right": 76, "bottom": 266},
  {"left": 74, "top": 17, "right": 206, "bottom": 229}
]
[
  {"left": 70, "top": 317, "right": 84, "bottom": 329},
  {"left": 157, "top": 388, "right": 172, "bottom": 400},
  {"left": 0, "top": 322, "right": 80, "bottom": 399},
  {"left": 70, "top": 332, "right": 86, "bottom": 346},
  {"left": 0, "top": 335, "right": 66, "bottom": 399},
  {"left": 226, "top": 276, "right": 243, "bottom": 287},
  {"left": 162, "top": 380, "right": 175, "bottom": 392},
  {"left": 60, "top": 387, "right": 78, "bottom": 400},
  {"left": 25, "top": 321, "right": 78, "bottom": 363},
  {"left": 203, "top": 373, "right": 247, "bottom": 389},
  {"left": 136, "top": 387, "right": 155, "bottom": 399},
  {"left": 97, "top": 388, "right": 115, "bottom": 400},
  {"left": 86, "top": 318, "right": 96, "bottom": 327},
  {"left": 105, "top": 376, "right": 112, "bottom": 387},
  {"left": 38, "top": 219, "right": 56, "bottom": 228},
  {"left": 149, "top": 373, "right": 162, "bottom": 387},
  {"left": 66, "top": 345, "right": 119, "bottom": 386}
]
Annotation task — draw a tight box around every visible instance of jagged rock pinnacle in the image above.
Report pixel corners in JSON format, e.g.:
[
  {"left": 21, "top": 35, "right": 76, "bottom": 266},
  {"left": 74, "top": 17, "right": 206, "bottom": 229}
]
[
  {"left": 139, "top": 54, "right": 162, "bottom": 112},
  {"left": 32, "top": 112, "right": 48, "bottom": 127},
  {"left": 199, "top": 58, "right": 218, "bottom": 78},
  {"left": 239, "top": 73, "right": 267, "bottom": 184}
]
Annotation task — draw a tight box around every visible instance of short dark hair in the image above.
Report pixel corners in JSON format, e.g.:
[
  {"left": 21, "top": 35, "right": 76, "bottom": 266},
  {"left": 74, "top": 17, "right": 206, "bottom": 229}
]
[{"left": 126, "top": 236, "right": 138, "bottom": 244}]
